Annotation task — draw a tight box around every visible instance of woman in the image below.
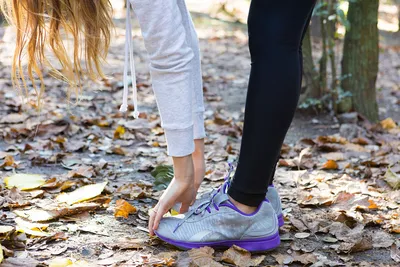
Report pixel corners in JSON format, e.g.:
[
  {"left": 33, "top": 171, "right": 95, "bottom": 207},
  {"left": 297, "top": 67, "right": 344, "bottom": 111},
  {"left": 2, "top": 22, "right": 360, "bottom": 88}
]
[
  {"left": 151, "top": 0, "right": 317, "bottom": 252},
  {"left": 0, "top": 0, "right": 206, "bottom": 227},
  {"left": 2, "top": 0, "right": 317, "bottom": 252}
]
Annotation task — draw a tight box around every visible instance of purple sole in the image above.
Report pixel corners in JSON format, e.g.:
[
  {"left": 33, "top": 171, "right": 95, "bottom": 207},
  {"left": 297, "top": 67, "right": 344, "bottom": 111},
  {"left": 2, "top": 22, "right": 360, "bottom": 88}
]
[
  {"left": 278, "top": 214, "right": 284, "bottom": 227},
  {"left": 155, "top": 231, "right": 281, "bottom": 252}
]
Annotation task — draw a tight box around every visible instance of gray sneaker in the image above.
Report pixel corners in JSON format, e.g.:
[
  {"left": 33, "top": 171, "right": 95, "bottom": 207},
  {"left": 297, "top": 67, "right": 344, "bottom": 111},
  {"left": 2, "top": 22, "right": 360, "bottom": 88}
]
[
  {"left": 156, "top": 183, "right": 280, "bottom": 252},
  {"left": 190, "top": 185, "right": 284, "bottom": 227},
  {"left": 265, "top": 185, "right": 284, "bottom": 227}
]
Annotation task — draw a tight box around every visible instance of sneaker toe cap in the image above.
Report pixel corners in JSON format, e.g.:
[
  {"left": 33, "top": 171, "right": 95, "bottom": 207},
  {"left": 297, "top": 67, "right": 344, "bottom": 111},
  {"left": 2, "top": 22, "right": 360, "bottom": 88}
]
[{"left": 155, "top": 216, "right": 182, "bottom": 239}]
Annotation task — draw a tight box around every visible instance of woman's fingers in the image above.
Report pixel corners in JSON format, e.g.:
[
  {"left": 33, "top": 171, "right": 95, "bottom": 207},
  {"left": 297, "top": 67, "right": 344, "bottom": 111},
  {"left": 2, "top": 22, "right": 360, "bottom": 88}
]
[
  {"left": 179, "top": 201, "right": 190, "bottom": 214},
  {"left": 148, "top": 203, "right": 159, "bottom": 236},
  {"left": 152, "top": 202, "right": 168, "bottom": 234}
]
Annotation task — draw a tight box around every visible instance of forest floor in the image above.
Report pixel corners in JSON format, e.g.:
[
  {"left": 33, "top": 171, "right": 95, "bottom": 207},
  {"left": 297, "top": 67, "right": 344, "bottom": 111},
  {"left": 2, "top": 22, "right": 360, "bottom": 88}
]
[{"left": 0, "top": 5, "right": 400, "bottom": 267}]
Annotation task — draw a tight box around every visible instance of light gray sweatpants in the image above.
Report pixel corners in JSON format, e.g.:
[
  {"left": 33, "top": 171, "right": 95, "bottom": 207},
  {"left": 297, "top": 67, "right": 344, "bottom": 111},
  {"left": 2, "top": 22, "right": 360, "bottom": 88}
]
[{"left": 127, "top": 0, "right": 205, "bottom": 157}]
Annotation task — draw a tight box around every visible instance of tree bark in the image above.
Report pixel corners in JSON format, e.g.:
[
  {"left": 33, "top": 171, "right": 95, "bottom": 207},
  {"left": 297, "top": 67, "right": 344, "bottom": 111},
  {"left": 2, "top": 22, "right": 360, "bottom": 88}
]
[
  {"left": 300, "top": 28, "right": 321, "bottom": 101},
  {"left": 327, "top": 0, "right": 338, "bottom": 113},
  {"left": 341, "top": 0, "right": 379, "bottom": 122},
  {"left": 319, "top": 4, "right": 328, "bottom": 95}
]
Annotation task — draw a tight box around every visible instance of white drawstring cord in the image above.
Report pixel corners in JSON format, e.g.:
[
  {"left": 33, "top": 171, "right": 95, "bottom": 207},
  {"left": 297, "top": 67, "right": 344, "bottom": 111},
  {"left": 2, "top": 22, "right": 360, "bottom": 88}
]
[{"left": 120, "top": 0, "right": 139, "bottom": 118}]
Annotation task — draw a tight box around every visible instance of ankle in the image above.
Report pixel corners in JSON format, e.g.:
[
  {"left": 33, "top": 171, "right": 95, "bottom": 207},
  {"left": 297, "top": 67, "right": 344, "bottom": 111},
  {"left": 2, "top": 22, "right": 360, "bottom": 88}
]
[{"left": 228, "top": 196, "right": 258, "bottom": 214}]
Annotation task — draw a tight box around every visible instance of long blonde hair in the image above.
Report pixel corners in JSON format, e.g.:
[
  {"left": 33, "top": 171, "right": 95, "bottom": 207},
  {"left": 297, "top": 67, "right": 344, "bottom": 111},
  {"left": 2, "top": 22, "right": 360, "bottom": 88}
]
[{"left": 0, "top": 0, "right": 113, "bottom": 109}]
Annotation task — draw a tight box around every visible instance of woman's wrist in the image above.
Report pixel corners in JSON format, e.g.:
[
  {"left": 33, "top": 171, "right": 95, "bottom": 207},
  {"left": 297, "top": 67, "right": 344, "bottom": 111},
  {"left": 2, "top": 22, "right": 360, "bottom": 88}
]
[{"left": 172, "top": 154, "right": 194, "bottom": 183}]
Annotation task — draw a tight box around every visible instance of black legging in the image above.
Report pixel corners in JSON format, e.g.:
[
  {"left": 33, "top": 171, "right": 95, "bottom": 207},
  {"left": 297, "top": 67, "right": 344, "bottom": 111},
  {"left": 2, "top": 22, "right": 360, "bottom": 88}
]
[{"left": 228, "top": 0, "right": 317, "bottom": 207}]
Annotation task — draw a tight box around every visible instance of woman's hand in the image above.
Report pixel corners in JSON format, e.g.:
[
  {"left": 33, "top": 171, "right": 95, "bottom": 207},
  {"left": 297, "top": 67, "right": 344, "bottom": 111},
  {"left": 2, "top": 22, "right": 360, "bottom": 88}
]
[{"left": 148, "top": 155, "right": 195, "bottom": 236}]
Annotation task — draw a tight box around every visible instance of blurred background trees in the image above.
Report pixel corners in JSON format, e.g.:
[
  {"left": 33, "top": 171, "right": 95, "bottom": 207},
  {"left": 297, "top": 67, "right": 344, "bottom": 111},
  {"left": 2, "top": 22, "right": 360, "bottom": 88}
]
[{"left": 194, "top": 0, "right": 399, "bottom": 122}]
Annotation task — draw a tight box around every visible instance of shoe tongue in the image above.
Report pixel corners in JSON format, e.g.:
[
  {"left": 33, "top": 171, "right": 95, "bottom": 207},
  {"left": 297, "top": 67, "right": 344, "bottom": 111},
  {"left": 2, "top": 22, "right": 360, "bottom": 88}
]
[{"left": 213, "top": 189, "right": 229, "bottom": 206}]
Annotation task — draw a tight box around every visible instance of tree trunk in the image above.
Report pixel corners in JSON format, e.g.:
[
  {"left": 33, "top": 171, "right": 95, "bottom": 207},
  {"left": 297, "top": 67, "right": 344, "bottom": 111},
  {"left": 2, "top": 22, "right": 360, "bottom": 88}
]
[
  {"left": 341, "top": 0, "right": 379, "bottom": 122},
  {"left": 300, "top": 28, "right": 321, "bottom": 101},
  {"left": 327, "top": 0, "right": 338, "bottom": 113},
  {"left": 319, "top": 4, "right": 328, "bottom": 95}
]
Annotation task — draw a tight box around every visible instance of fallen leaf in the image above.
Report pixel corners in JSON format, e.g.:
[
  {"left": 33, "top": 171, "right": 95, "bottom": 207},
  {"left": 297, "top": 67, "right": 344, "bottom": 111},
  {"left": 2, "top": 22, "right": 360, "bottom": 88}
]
[
  {"left": 272, "top": 254, "right": 293, "bottom": 265},
  {"left": 114, "top": 199, "right": 136, "bottom": 218},
  {"left": 114, "top": 125, "right": 126, "bottom": 139},
  {"left": 152, "top": 165, "right": 174, "bottom": 191},
  {"left": 291, "top": 251, "right": 317, "bottom": 265},
  {"left": 15, "top": 217, "right": 52, "bottom": 237},
  {"left": 317, "top": 135, "right": 347, "bottom": 144},
  {"left": 188, "top": 247, "right": 223, "bottom": 267},
  {"left": 0, "top": 255, "right": 40, "bottom": 266},
  {"left": 67, "top": 166, "right": 95, "bottom": 178},
  {"left": 49, "top": 258, "right": 73, "bottom": 267},
  {"left": 14, "top": 203, "right": 100, "bottom": 222},
  {"left": 0, "top": 226, "right": 14, "bottom": 235},
  {"left": 56, "top": 182, "right": 108, "bottom": 205},
  {"left": 367, "top": 199, "right": 379, "bottom": 209},
  {"left": 0, "top": 155, "right": 16, "bottom": 168},
  {"left": 0, "top": 113, "right": 28, "bottom": 124},
  {"left": 4, "top": 173, "right": 46, "bottom": 190},
  {"left": 298, "top": 147, "right": 313, "bottom": 169},
  {"left": 384, "top": 167, "right": 400, "bottom": 189},
  {"left": 321, "top": 160, "right": 338, "bottom": 170},
  {"left": 372, "top": 230, "right": 394, "bottom": 248},
  {"left": 221, "top": 245, "right": 265, "bottom": 267},
  {"left": 104, "top": 238, "right": 146, "bottom": 250},
  {"left": 348, "top": 235, "right": 373, "bottom": 252},
  {"left": 391, "top": 244, "right": 400, "bottom": 263},
  {"left": 321, "top": 152, "right": 345, "bottom": 161},
  {"left": 289, "top": 217, "right": 308, "bottom": 231},
  {"left": 322, "top": 236, "right": 338, "bottom": 243},
  {"left": 381, "top": 118, "right": 397, "bottom": 130},
  {"left": 111, "top": 146, "right": 126, "bottom": 155},
  {"left": 116, "top": 184, "right": 147, "bottom": 199},
  {"left": 295, "top": 232, "right": 310, "bottom": 239}
]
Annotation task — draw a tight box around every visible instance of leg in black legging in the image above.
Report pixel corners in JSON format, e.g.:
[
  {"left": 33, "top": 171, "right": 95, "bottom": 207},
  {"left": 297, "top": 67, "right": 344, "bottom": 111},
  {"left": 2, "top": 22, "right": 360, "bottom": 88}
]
[
  {"left": 228, "top": 0, "right": 316, "bottom": 207},
  {"left": 268, "top": 8, "right": 314, "bottom": 186}
]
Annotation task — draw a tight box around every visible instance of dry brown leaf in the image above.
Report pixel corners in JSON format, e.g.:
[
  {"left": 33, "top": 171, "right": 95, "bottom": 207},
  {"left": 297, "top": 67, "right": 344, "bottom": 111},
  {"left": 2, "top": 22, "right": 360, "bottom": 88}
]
[
  {"left": 60, "top": 181, "right": 77, "bottom": 192},
  {"left": 114, "top": 199, "right": 136, "bottom": 218},
  {"left": 104, "top": 238, "right": 146, "bottom": 250},
  {"left": 317, "top": 135, "right": 347, "bottom": 144},
  {"left": 349, "top": 235, "right": 373, "bottom": 252},
  {"left": 291, "top": 251, "right": 317, "bottom": 265},
  {"left": 111, "top": 146, "right": 126, "bottom": 155},
  {"left": 381, "top": 118, "right": 397, "bottom": 130},
  {"left": 0, "top": 155, "right": 16, "bottom": 168},
  {"left": 391, "top": 244, "right": 400, "bottom": 263},
  {"left": 14, "top": 202, "right": 100, "bottom": 222},
  {"left": 116, "top": 184, "right": 147, "bottom": 199},
  {"left": 289, "top": 217, "right": 308, "bottom": 231},
  {"left": 351, "top": 137, "right": 369, "bottom": 145},
  {"left": 0, "top": 113, "right": 28, "bottom": 124},
  {"left": 321, "top": 160, "right": 338, "bottom": 170},
  {"left": 371, "top": 230, "right": 394, "bottom": 248},
  {"left": 67, "top": 166, "right": 95, "bottom": 178},
  {"left": 221, "top": 245, "right": 265, "bottom": 267},
  {"left": 298, "top": 147, "right": 313, "bottom": 169},
  {"left": 384, "top": 167, "right": 400, "bottom": 189},
  {"left": 272, "top": 253, "right": 293, "bottom": 265},
  {"left": 321, "top": 152, "right": 345, "bottom": 161},
  {"left": 187, "top": 247, "right": 223, "bottom": 267}
]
